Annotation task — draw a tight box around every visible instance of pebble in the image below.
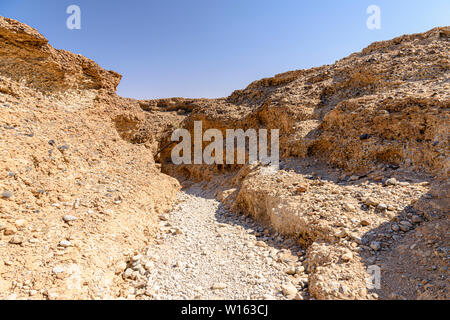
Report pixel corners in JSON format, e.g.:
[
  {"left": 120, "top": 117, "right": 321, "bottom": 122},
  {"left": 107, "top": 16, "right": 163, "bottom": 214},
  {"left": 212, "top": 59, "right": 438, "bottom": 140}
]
[
  {"left": 159, "top": 214, "right": 169, "bottom": 221},
  {"left": 256, "top": 241, "right": 267, "bottom": 248},
  {"left": 9, "top": 236, "right": 23, "bottom": 245},
  {"left": 14, "top": 219, "right": 27, "bottom": 229},
  {"left": 364, "top": 197, "right": 379, "bottom": 206},
  {"left": 399, "top": 224, "right": 410, "bottom": 232},
  {"left": 63, "top": 215, "right": 78, "bottom": 222},
  {"left": 385, "top": 178, "right": 399, "bottom": 186},
  {"left": 294, "top": 293, "right": 304, "bottom": 300},
  {"left": 343, "top": 203, "right": 356, "bottom": 212},
  {"left": 370, "top": 241, "right": 381, "bottom": 251},
  {"left": 59, "top": 240, "right": 72, "bottom": 248},
  {"left": 211, "top": 283, "right": 227, "bottom": 290},
  {"left": 391, "top": 224, "right": 400, "bottom": 232},
  {"left": 124, "top": 268, "right": 135, "bottom": 280},
  {"left": 341, "top": 252, "right": 353, "bottom": 262},
  {"left": 411, "top": 215, "right": 422, "bottom": 224},
  {"left": 144, "top": 261, "right": 154, "bottom": 271},
  {"left": 281, "top": 283, "right": 298, "bottom": 297},
  {"left": 286, "top": 266, "right": 296, "bottom": 275},
  {"left": 52, "top": 266, "right": 65, "bottom": 274},
  {"left": 1, "top": 190, "right": 13, "bottom": 199},
  {"left": 377, "top": 203, "right": 387, "bottom": 211},
  {"left": 58, "top": 145, "right": 70, "bottom": 152},
  {"left": 3, "top": 227, "right": 17, "bottom": 236},
  {"left": 399, "top": 221, "right": 413, "bottom": 231}
]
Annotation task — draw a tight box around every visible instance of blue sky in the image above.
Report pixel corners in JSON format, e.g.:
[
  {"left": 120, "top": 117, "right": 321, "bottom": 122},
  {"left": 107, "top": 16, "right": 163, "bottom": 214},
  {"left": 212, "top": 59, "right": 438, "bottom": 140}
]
[{"left": 1, "top": 1, "right": 449, "bottom": 99}]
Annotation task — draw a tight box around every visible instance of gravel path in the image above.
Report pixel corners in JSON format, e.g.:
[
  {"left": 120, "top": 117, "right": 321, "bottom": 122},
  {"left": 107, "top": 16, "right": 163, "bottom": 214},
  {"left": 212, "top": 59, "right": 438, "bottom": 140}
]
[{"left": 124, "top": 183, "right": 307, "bottom": 300}]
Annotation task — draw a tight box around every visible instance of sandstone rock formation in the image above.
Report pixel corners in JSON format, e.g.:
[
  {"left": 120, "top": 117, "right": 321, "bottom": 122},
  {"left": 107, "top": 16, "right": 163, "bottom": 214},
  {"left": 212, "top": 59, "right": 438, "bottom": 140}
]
[
  {"left": 154, "top": 26, "right": 449, "bottom": 300},
  {"left": 0, "top": 17, "right": 180, "bottom": 299}
]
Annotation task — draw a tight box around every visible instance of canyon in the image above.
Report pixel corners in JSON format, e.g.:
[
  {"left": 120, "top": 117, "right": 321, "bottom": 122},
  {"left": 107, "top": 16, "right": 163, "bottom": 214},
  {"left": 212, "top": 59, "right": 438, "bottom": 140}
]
[{"left": 0, "top": 16, "right": 448, "bottom": 300}]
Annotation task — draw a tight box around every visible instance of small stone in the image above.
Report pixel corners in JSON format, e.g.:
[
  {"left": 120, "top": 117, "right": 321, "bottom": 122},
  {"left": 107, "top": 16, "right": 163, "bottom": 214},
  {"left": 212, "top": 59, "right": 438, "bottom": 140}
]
[
  {"left": 360, "top": 133, "right": 370, "bottom": 140},
  {"left": 411, "top": 215, "right": 422, "bottom": 224},
  {"left": 360, "top": 219, "right": 370, "bottom": 226},
  {"left": 341, "top": 252, "right": 353, "bottom": 262},
  {"left": 58, "top": 145, "right": 69, "bottom": 152},
  {"left": 3, "top": 227, "right": 17, "bottom": 236},
  {"left": 52, "top": 266, "right": 65, "bottom": 274},
  {"left": 46, "top": 289, "right": 59, "bottom": 300},
  {"left": 131, "top": 255, "right": 143, "bottom": 262},
  {"left": 349, "top": 175, "right": 360, "bottom": 181},
  {"left": 14, "top": 219, "right": 27, "bottom": 229},
  {"left": 385, "top": 178, "right": 399, "bottom": 186},
  {"left": 340, "top": 285, "right": 349, "bottom": 294},
  {"left": 281, "top": 283, "right": 298, "bottom": 297},
  {"left": 377, "top": 203, "right": 387, "bottom": 211},
  {"left": 1, "top": 190, "right": 13, "bottom": 199},
  {"left": 400, "top": 221, "right": 413, "bottom": 231},
  {"left": 211, "top": 283, "right": 227, "bottom": 290},
  {"left": 391, "top": 224, "right": 400, "bottom": 232},
  {"left": 262, "top": 294, "right": 275, "bottom": 300},
  {"left": 294, "top": 293, "right": 304, "bottom": 300},
  {"left": 296, "top": 265, "right": 305, "bottom": 274},
  {"left": 296, "top": 186, "right": 307, "bottom": 193},
  {"left": 48, "top": 140, "right": 56, "bottom": 146},
  {"left": 286, "top": 266, "right": 296, "bottom": 275},
  {"left": 174, "top": 228, "right": 183, "bottom": 235},
  {"left": 370, "top": 241, "right": 381, "bottom": 251},
  {"left": 59, "top": 240, "right": 72, "bottom": 248},
  {"left": 123, "top": 268, "right": 135, "bottom": 279},
  {"left": 256, "top": 241, "right": 267, "bottom": 248},
  {"left": 364, "top": 197, "right": 379, "bottom": 206},
  {"left": 343, "top": 203, "right": 356, "bottom": 212},
  {"left": 63, "top": 215, "right": 77, "bottom": 222},
  {"left": 159, "top": 214, "right": 169, "bottom": 221},
  {"left": 399, "top": 224, "right": 410, "bottom": 232},
  {"left": 115, "top": 261, "right": 127, "bottom": 274},
  {"left": 103, "top": 209, "right": 114, "bottom": 215},
  {"left": 9, "top": 236, "right": 23, "bottom": 245},
  {"left": 144, "top": 260, "right": 154, "bottom": 271}
]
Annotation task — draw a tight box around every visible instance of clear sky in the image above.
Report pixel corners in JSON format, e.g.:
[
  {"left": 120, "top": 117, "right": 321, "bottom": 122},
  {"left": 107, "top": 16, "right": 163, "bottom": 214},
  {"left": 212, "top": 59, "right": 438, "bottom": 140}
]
[{"left": 1, "top": 1, "right": 449, "bottom": 99}]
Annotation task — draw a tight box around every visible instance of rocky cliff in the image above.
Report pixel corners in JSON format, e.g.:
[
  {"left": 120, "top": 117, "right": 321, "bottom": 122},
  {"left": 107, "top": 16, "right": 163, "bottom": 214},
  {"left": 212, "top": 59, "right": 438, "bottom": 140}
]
[{"left": 0, "top": 17, "right": 180, "bottom": 299}]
